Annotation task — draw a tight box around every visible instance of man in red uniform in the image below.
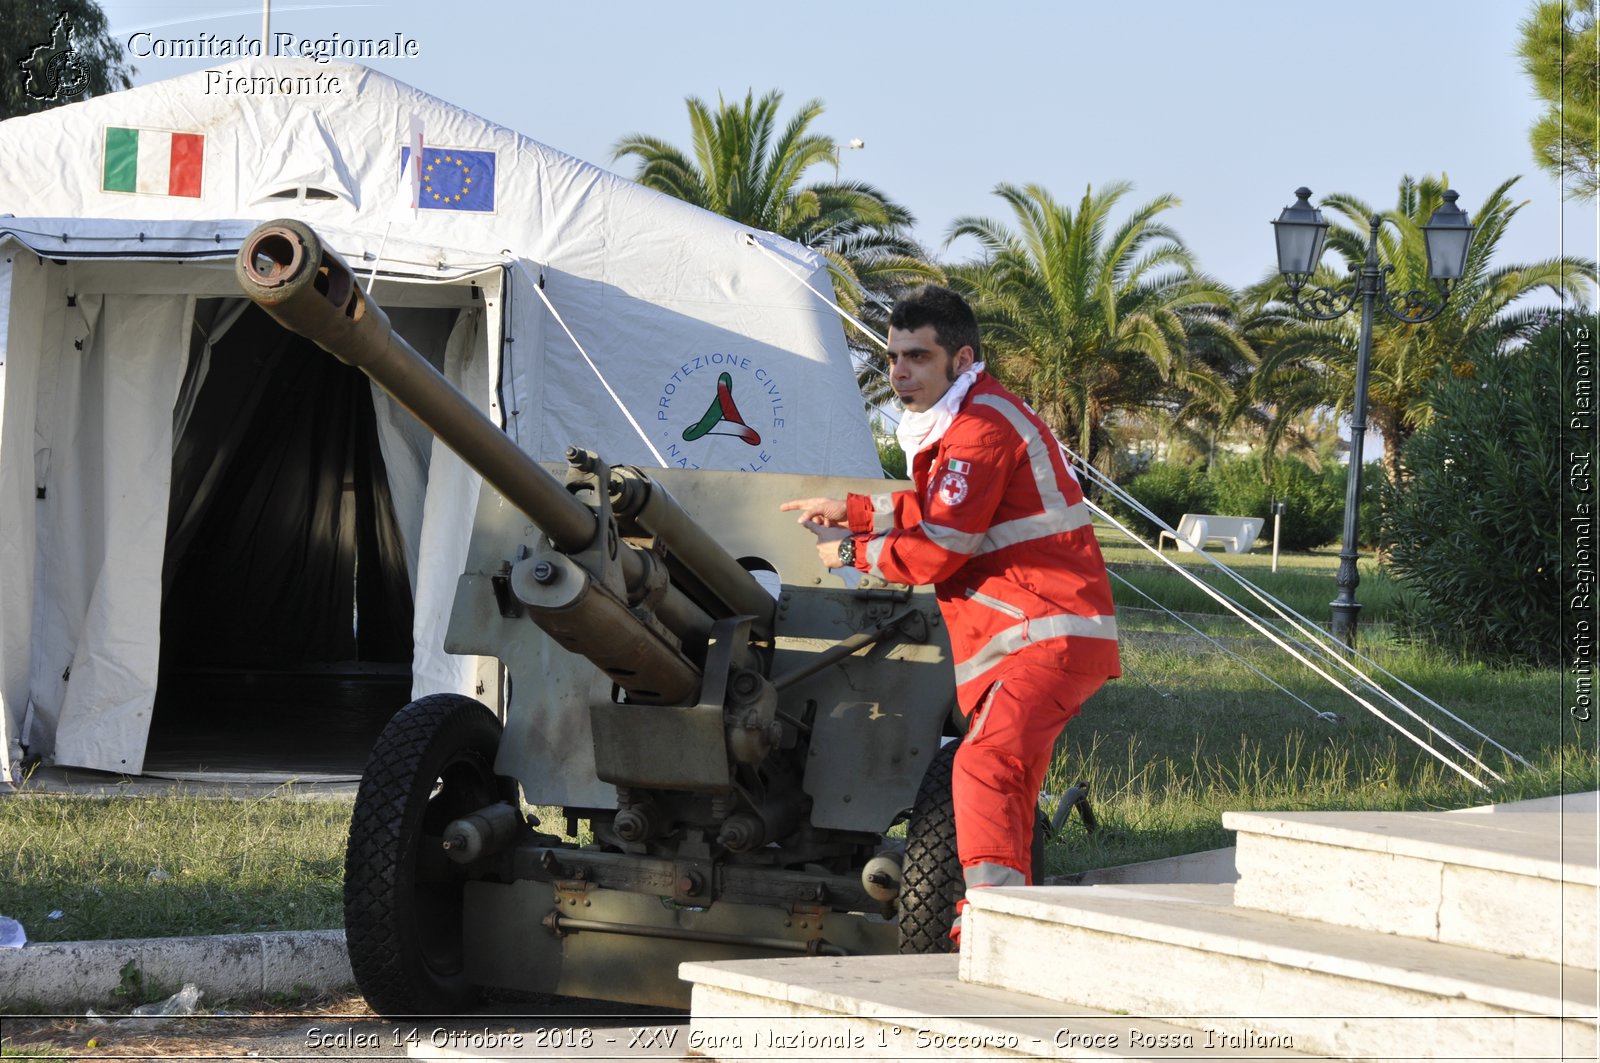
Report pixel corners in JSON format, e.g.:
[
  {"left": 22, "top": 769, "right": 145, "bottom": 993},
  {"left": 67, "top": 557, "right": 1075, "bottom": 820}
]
[{"left": 781, "top": 285, "right": 1119, "bottom": 947}]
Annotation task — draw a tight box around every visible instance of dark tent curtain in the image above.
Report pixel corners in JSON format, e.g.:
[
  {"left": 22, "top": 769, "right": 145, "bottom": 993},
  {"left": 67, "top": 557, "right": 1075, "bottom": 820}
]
[{"left": 161, "top": 304, "right": 413, "bottom": 669}]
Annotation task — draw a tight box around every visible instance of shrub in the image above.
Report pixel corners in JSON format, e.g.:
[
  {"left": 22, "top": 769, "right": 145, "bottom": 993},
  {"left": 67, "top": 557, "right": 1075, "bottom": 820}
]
[
  {"left": 1208, "top": 456, "right": 1347, "bottom": 551},
  {"left": 1382, "top": 323, "right": 1570, "bottom": 665},
  {"left": 876, "top": 433, "right": 907, "bottom": 479},
  {"left": 1358, "top": 463, "right": 1388, "bottom": 549},
  {"left": 1110, "top": 461, "right": 1214, "bottom": 538},
  {"left": 1111, "top": 457, "right": 1350, "bottom": 549}
]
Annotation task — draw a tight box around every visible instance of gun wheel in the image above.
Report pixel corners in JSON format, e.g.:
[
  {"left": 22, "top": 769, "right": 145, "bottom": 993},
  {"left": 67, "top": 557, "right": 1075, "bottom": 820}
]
[
  {"left": 344, "top": 693, "right": 512, "bottom": 1017},
  {"left": 897, "top": 739, "right": 1049, "bottom": 954}
]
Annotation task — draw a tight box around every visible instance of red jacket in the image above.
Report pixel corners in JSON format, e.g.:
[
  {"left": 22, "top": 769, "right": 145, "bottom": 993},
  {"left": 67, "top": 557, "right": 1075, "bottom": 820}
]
[{"left": 846, "top": 373, "right": 1119, "bottom": 713}]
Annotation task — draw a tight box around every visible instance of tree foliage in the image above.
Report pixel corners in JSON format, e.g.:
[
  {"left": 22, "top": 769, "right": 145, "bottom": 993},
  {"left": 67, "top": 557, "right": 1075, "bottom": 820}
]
[
  {"left": 1206, "top": 457, "right": 1348, "bottom": 552},
  {"left": 1109, "top": 456, "right": 1356, "bottom": 551},
  {"left": 0, "top": 0, "right": 133, "bottom": 120},
  {"left": 1106, "top": 462, "right": 1214, "bottom": 539},
  {"left": 611, "top": 89, "right": 936, "bottom": 325},
  {"left": 1383, "top": 322, "right": 1574, "bottom": 665},
  {"left": 1250, "top": 175, "right": 1592, "bottom": 485},
  {"left": 1518, "top": 1, "right": 1600, "bottom": 200},
  {"left": 947, "top": 182, "right": 1249, "bottom": 474}
]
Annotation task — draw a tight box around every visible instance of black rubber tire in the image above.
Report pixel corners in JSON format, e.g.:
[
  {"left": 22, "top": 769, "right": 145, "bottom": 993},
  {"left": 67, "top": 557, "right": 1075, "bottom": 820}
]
[
  {"left": 897, "top": 740, "right": 1051, "bottom": 953},
  {"left": 1032, "top": 807, "right": 1049, "bottom": 882},
  {"left": 344, "top": 694, "right": 511, "bottom": 1018},
  {"left": 898, "top": 740, "right": 962, "bottom": 954}
]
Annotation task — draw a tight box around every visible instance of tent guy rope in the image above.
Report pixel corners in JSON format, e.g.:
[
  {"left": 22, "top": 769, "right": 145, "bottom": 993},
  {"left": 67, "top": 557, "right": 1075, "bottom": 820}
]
[
  {"left": 775, "top": 260, "right": 1523, "bottom": 791},
  {"left": 509, "top": 260, "right": 668, "bottom": 468}
]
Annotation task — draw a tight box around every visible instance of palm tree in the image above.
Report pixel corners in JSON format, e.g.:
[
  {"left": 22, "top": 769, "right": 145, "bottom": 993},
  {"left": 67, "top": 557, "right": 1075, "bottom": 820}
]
[
  {"left": 947, "top": 181, "right": 1250, "bottom": 473},
  {"left": 1232, "top": 276, "right": 1349, "bottom": 471},
  {"left": 1251, "top": 174, "right": 1592, "bottom": 484},
  {"left": 611, "top": 90, "right": 936, "bottom": 327}
]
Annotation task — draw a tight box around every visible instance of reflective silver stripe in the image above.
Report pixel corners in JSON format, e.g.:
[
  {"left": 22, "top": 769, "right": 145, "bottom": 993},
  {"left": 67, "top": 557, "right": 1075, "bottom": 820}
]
[
  {"left": 982, "top": 500, "right": 1094, "bottom": 551},
  {"left": 863, "top": 522, "right": 982, "bottom": 580},
  {"left": 922, "top": 521, "right": 985, "bottom": 555},
  {"left": 954, "top": 612, "right": 1119, "bottom": 687},
  {"left": 863, "top": 533, "right": 889, "bottom": 580},
  {"left": 969, "top": 394, "right": 1089, "bottom": 553},
  {"left": 870, "top": 492, "right": 898, "bottom": 533},
  {"left": 964, "top": 861, "right": 1026, "bottom": 888}
]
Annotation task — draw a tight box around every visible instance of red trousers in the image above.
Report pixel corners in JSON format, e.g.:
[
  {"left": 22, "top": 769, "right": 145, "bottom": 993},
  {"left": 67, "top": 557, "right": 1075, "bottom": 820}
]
[{"left": 950, "top": 662, "right": 1105, "bottom": 944}]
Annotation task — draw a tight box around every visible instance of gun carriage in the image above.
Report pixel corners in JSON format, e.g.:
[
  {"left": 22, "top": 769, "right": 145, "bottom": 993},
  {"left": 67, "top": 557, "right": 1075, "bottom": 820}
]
[{"left": 235, "top": 219, "right": 1041, "bottom": 1013}]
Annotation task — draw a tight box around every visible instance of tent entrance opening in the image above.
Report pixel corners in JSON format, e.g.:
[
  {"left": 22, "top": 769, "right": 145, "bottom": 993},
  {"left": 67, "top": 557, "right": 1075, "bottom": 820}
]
[{"left": 144, "top": 301, "right": 436, "bottom": 774}]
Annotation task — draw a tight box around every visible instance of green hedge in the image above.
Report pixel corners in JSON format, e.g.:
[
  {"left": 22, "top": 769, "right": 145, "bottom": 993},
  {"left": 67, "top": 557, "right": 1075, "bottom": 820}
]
[
  {"left": 1106, "top": 462, "right": 1215, "bottom": 539},
  {"left": 1209, "top": 457, "right": 1351, "bottom": 551},
  {"left": 876, "top": 434, "right": 907, "bottom": 479},
  {"left": 1110, "top": 456, "right": 1356, "bottom": 551},
  {"left": 1382, "top": 322, "right": 1571, "bottom": 665}
]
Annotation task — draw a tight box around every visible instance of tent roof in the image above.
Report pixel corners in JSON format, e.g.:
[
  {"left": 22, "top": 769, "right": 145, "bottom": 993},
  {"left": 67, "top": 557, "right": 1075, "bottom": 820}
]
[
  {"left": 0, "top": 61, "right": 712, "bottom": 248},
  {"left": 0, "top": 57, "right": 839, "bottom": 304},
  {"left": 0, "top": 58, "right": 879, "bottom": 478}
]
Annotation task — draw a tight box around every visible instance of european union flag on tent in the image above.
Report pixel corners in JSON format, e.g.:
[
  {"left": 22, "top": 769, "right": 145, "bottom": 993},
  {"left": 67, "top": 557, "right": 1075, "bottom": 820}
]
[{"left": 402, "top": 146, "right": 496, "bottom": 212}]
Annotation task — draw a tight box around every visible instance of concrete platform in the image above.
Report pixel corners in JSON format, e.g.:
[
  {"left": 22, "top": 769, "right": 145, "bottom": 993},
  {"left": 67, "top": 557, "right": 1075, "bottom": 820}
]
[
  {"left": 1065, "top": 845, "right": 1236, "bottom": 887},
  {"left": 4, "top": 763, "right": 360, "bottom": 799},
  {"left": 1457, "top": 791, "right": 1600, "bottom": 814}
]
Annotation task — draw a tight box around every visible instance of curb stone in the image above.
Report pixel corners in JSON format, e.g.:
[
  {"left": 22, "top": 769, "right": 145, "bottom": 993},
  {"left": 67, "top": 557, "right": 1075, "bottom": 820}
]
[
  {"left": 0, "top": 843, "right": 1244, "bottom": 1011},
  {"left": 0, "top": 930, "right": 352, "bottom": 1009}
]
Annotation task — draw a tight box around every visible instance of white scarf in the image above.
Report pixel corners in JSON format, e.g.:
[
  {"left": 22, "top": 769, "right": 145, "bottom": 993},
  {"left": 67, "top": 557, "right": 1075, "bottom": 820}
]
[{"left": 895, "top": 363, "right": 985, "bottom": 458}]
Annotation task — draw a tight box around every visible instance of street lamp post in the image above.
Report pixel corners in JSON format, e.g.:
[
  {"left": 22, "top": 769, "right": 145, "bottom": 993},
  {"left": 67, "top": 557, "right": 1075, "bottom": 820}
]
[{"left": 1272, "top": 186, "right": 1475, "bottom": 647}]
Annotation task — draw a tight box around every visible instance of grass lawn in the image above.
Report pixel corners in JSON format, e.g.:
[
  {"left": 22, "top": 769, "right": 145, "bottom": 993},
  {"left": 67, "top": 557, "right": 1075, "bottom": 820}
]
[
  {"left": 1038, "top": 525, "right": 1592, "bottom": 875},
  {"left": 0, "top": 532, "right": 1587, "bottom": 940},
  {"left": 0, "top": 791, "right": 350, "bottom": 946}
]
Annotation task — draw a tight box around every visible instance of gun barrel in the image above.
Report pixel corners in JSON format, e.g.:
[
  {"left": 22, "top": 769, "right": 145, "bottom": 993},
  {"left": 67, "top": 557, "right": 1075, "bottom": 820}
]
[
  {"left": 610, "top": 467, "right": 776, "bottom": 642},
  {"left": 236, "top": 219, "right": 596, "bottom": 554}
]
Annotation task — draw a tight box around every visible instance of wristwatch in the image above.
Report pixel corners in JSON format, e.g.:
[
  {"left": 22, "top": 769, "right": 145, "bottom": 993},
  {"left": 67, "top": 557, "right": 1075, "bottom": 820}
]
[{"left": 837, "top": 535, "right": 857, "bottom": 568}]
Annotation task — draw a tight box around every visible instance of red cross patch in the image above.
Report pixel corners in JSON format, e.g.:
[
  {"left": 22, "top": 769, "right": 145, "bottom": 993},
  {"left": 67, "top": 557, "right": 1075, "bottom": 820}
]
[{"left": 937, "top": 470, "right": 970, "bottom": 506}]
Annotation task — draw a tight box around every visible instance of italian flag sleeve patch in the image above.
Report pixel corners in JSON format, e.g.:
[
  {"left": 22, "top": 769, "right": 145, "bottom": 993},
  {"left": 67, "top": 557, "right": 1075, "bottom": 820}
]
[{"left": 102, "top": 127, "right": 205, "bottom": 198}]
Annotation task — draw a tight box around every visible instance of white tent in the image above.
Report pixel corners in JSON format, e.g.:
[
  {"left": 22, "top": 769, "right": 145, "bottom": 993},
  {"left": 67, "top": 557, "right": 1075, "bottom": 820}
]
[{"left": 0, "top": 59, "right": 879, "bottom": 781}]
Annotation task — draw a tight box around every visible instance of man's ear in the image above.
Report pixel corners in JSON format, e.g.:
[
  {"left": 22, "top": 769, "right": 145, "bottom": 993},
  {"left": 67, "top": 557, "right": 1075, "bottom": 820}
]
[{"left": 953, "top": 345, "right": 976, "bottom": 374}]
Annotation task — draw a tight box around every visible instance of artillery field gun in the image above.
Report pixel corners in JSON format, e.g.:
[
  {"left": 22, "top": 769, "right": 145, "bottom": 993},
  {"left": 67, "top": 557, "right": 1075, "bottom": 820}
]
[{"left": 235, "top": 219, "right": 1034, "bottom": 1014}]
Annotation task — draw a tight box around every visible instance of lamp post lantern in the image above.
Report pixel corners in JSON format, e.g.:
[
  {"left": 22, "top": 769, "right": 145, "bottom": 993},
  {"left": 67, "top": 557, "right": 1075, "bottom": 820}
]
[{"left": 1272, "top": 186, "right": 1475, "bottom": 647}]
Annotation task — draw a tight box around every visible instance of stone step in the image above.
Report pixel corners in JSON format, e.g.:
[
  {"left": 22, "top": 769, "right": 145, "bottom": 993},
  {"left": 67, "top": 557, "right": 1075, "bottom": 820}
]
[
  {"left": 1225, "top": 809, "right": 1598, "bottom": 969},
  {"left": 681, "top": 953, "right": 1341, "bottom": 1060},
  {"left": 1456, "top": 791, "right": 1599, "bottom": 814},
  {"left": 961, "top": 882, "right": 1598, "bottom": 1062}
]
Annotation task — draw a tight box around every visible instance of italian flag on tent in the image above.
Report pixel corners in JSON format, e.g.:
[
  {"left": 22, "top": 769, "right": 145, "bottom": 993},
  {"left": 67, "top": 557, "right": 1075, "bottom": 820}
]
[{"left": 102, "top": 126, "right": 205, "bottom": 197}]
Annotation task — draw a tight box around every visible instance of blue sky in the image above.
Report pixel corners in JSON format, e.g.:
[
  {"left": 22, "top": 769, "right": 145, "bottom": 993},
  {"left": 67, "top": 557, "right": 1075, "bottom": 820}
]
[{"left": 87, "top": 1, "right": 1598, "bottom": 296}]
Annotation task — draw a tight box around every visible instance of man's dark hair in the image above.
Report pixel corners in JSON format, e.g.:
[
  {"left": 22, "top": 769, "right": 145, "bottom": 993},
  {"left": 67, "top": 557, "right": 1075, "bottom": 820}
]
[{"left": 889, "top": 284, "right": 981, "bottom": 362}]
